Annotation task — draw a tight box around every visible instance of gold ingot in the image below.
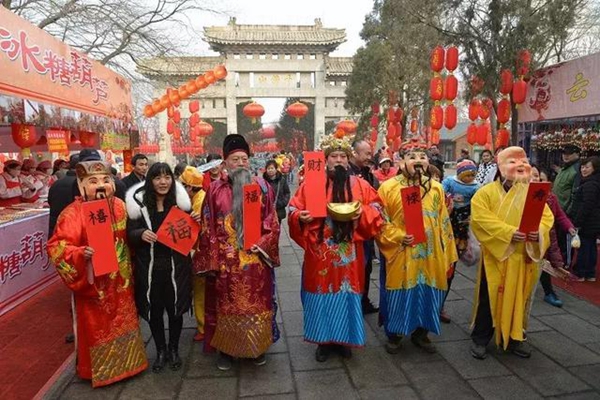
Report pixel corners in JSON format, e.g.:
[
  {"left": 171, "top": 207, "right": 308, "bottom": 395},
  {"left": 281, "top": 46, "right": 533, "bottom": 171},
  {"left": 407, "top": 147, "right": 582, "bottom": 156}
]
[{"left": 327, "top": 201, "right": 361, "bottom": 222}]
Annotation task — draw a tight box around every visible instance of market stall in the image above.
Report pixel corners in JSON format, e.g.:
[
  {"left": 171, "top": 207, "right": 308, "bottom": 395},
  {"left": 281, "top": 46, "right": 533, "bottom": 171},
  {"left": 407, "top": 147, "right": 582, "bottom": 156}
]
[
  {"left": 0, "top": 7, "right": 134, "bottom": 316},
  {"left": 517, "top": 51, "right": 600, "bottom": 166}
]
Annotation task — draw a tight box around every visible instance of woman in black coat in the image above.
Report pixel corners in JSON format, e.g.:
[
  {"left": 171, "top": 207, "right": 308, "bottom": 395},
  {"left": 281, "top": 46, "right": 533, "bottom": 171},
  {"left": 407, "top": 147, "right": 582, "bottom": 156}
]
[
  {"left": 573, "top": 156, "right": 600, "bottom": 281},
  {"left": 263, "top": 159, "right": 291, "bottom": 222},
  {"left": 126, "top": 163, "right": 196, "bottom": 372}
]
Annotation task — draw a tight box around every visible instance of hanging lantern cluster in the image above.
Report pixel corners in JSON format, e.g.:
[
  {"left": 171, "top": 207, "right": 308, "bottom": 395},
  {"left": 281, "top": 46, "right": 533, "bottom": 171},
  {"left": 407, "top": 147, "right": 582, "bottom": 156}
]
[
  {"left": 512, "top": 49, "right": 530, "bottom": 107},
  {"left": 467, "top": 97, "right": 491, "bottom": 146},
  {"left": 428, "top": 45, "right": 459, "bottom": 145},
  {"left": 143, "top": 64, "right": 227, "bottom": 118},
  {"left": 495, "top": 69, "right": 513, "bottom": 149},
  {"left": 409, "top": 107, "right": 419, "bottom": 137},
  {"left": 286, "top": 101, "right": 309, "bottom": 123},
  {"left": 384, "top": 91, "right": 403, "bottom": 151}
]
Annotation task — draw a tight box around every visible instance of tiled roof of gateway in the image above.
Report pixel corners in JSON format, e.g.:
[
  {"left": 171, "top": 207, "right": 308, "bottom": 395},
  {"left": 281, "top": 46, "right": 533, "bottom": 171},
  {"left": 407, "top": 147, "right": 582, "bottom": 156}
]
[
  {"left": 138, "top": 56, "right": 224, "bottom": 76},
  {"left": 203, "top": 20, "right": 346, "bottom": 47},
  {"left": 327, "top": 57, "right": 353, "bottom": 76}
]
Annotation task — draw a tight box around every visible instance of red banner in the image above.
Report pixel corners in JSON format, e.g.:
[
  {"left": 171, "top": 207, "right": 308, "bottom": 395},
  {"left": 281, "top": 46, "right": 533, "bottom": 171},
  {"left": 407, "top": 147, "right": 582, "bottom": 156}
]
[
  {"left": 303, "top": 151, "right": 327, "bottom": 218},
  {"left": 0, "top": 7, "right": 132, "bottom": 120},
  {"left": 81, "top": 199, "right": 119, "bottom": 276},
  {"left": 243, "top": 183, "right": 262, "bottom": 250},
  {"left": 156, "top": 207, "right": 200, "bottom": 256},
  {"left": 401, "top": 186, "right": 427, "bottom": 245},
  {"left": 519, "top": 182, "right": 551, "bottom": 235},
  {"left": 46, "top": 129, "right": 69, "bottom": 152}
]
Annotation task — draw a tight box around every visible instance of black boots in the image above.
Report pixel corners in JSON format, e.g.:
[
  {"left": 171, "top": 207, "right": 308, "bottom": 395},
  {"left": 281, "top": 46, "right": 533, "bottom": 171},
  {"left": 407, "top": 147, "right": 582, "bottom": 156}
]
[
  {"left": 152, "top": 348, "right": 169, "bottom": 373},
  {"left": 169, "top": 342, "right": 182, "bottom": 371}
]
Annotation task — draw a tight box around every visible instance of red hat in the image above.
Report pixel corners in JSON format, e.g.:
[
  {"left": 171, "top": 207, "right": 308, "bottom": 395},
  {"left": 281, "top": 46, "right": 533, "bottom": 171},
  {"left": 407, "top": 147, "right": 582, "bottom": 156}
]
[
  {"left": 37, "top": 160, "right": 52, "bottom": 171},
  {"left": 21, "top": 158, "right": 36, "bottom": 171}
]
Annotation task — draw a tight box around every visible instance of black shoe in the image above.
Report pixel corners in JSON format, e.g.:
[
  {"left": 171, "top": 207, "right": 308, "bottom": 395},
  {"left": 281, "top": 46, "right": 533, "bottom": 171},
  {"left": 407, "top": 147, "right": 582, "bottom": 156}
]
[
  {"left": 338, "top": 346, "right": 352, "bottom": 359},
  {"left": 253, "top": 354, "right": 267, "bottom": 366},
  {"left": 65, "top": 333, "right": 75, "bottom": 343},
  {"left": 315, "top": 345, "right": 331, "bottom": 362},
  {"left": 410, "top": 331, "right": 437, "bottom": 353},
  {"left": 217, "top": 352, "right": 233, "bottom": 371},
  {"left": 152, "top": 348, "right": 169, "bottom": 373},
  {"left": 362, "top": 301, "right": 379, "bottom": 315},
  {"left": 168, "top": 345, "right": 182, "bottom": 371},
  {"left": 470, "top": 342, "right": 487, "bottom": 360},
  {"left": 509, "top": 341, "right": 532, "bottom": 358},
  {"left": 385, "top": 335, "right": 403, "bottom": 355}
]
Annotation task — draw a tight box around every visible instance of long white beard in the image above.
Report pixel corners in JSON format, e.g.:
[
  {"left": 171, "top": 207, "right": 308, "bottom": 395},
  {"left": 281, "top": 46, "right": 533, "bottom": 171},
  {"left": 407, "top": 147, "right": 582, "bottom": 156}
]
[{"left": 230, "top": 168, "right": 253, "bottom": 248}]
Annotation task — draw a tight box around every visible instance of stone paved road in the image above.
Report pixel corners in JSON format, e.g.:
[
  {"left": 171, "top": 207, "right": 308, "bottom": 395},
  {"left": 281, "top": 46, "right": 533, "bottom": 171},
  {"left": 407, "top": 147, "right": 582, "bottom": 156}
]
[{"left": 45, "top": 223, "right": 600, "bottom": 400}]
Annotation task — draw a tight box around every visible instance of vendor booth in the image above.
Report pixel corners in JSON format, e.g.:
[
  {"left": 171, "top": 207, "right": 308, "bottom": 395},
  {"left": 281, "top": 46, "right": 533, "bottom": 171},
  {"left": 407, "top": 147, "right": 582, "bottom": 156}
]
[
  {"left": 517, "top": 51, "right": 600, "bottom": 167},
  {"left": 0, "top": 7, "right": 134, "bottom": 316}
]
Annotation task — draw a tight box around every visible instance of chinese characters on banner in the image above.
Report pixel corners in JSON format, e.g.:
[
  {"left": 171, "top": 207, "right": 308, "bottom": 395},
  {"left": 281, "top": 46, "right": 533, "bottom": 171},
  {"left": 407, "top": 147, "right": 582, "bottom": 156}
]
[
  {"left": 46, "top": 129, "right": 69, "bottom": 152},
  {"left": 82, "top": 199, "right": 119, "bottom": 276},
  {"left": 243, "top": 183, "right": 262, "bottom": 250},
  {"left": 156, "top": 207, "right": 200, "bottom": 256},
  {"left": 401, "top": 186, "right": 427, "bottom": 245},
  {"left": 303, "top": 151, "right": 327, "bottom": 218},
  {"left": 0, "top": 7, "right": 132, "bottom": 119},
  {"left": 519, "top": 182, "right": 551, "bottom": 235}
]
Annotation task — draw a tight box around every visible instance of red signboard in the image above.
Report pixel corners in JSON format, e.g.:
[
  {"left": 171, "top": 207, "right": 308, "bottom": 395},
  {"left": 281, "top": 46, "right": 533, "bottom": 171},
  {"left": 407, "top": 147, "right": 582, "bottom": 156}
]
[
  {"left": 519, "top": 182, "right": 551, "bottom": 235},
  {"left": 81, "top": 199, "right": 119, "bottom": 276},
  {"left": 46, "top": 129, "right": 69, "bottom": 152},
  {"left": 156, "top": 207, "right": 200, "bottom": 256},
  {"left": 303, "top": 151, "right": 327, "bottom": 218},
  {"left": 401, "top": 186, "right": 427, "bottom": 245},
  {"left": 0, "top": 7, "right": 133, "bottom": 120},
  {"left": 243, "top": 183, "right": 262, "bottom": 250}
]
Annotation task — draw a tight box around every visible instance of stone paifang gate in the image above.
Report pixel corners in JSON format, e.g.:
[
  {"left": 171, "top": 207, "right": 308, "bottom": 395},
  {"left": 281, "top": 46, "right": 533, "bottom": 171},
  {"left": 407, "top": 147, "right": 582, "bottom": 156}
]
[{"left": 139, "top": 18, "right": 355, "bottom": 149}]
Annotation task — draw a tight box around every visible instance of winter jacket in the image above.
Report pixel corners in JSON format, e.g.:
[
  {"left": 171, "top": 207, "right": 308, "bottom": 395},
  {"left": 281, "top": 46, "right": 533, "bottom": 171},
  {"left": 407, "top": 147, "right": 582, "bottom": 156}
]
[
  {"left": 572, "top": 172, "right": 600, "bottom": 237},
  {"left": 122, "top": 172, "right": 145, "bottom": 191},
  {"left": 544, "top": 192, "right": 574, "bottom": 269},
  {"left": 553, "top": 160, "right": 581, "bottom": 213},
  {"left": 263, "top": 171, "right": 291, "bottom": 220},
  {"left": 126, "top": 181, "right": 193, "bottom": 321}
]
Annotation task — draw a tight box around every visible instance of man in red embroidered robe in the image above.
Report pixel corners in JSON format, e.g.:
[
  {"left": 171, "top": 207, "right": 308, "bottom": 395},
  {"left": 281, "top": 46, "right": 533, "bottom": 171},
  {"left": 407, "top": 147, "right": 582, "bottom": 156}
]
[
  {"left": 47, "top": 160, "right": 147, "bottom": 387},
  {"left": 195, "top": 134, "right": 280, "bottom": 371},
  {"left": 288, "top": 134, "right": 384, "bottom": 362}
]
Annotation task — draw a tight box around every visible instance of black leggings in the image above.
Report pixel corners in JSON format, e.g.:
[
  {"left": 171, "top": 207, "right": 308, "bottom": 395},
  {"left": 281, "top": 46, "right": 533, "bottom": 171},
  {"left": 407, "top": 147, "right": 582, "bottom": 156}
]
[
  {"left": 149, "top": 267, "right": 183, "bottom": 351},
  {"left": 539, "top": 271, "right": 554, "bottom": 296}
]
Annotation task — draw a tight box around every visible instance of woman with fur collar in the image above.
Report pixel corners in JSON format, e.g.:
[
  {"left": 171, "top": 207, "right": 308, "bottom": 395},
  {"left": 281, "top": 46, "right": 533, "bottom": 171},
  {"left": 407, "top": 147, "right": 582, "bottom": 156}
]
[{"left": 126, "top": 162, "right": 196, "bottom": 373}]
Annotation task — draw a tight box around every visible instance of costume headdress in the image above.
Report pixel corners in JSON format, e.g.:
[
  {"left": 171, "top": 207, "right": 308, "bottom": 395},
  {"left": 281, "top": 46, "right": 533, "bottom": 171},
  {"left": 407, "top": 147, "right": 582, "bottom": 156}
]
[
  {"left": 180, "top": 166, "right": 204, "bottom": 188},
  {"left": 223, "top": 134, "right": 250, "bottom": 158},
  {"left": 319, "top": 133, "right": 352, "bottom": 157},
  {"left": 399, "top": 137, "right": 428, "bottom": 155},
  {"left": 75, "top": 161, "right": 112, "bottom": 179}
]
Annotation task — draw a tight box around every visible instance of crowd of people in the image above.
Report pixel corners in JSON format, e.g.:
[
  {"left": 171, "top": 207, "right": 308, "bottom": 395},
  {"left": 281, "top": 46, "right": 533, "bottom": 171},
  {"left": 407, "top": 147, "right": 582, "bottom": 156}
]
[{"left": 28, "top": 131, "right": 599, "bottom": 388}]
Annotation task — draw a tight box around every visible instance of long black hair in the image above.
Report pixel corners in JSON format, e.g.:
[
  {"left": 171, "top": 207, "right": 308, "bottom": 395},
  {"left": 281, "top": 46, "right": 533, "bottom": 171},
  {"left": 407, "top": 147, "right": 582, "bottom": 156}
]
[{"left": 138, "top": 162, "right": 177, "bottom": 213}]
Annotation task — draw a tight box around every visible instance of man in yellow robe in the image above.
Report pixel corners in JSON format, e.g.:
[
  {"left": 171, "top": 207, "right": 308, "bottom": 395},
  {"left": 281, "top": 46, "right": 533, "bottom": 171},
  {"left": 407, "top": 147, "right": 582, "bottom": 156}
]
[
  {"left": 470, "top": 146, "right": 553, "bottom": 359},
  {"left": 377, "top": 139, "right": 458, "bottom": 354}
]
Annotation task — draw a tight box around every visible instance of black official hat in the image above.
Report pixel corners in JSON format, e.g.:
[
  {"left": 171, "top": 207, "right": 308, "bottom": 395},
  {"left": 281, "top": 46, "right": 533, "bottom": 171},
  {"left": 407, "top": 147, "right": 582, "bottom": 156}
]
[{"left": 223, "top": 134, "right": 250, "bottom": 158}]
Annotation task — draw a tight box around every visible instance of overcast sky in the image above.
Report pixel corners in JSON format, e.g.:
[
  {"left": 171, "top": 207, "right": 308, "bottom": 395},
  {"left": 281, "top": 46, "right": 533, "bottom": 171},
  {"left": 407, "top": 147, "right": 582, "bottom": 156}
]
[{"left": 187, "top": 0, "right": 375, "bottom": 122}]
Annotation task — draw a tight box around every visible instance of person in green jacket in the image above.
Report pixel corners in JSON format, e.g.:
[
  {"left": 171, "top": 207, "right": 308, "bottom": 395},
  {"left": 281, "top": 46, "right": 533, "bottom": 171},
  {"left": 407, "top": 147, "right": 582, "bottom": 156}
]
[{"left": 553, "top": 145, "right": 581, "bottom": 215}]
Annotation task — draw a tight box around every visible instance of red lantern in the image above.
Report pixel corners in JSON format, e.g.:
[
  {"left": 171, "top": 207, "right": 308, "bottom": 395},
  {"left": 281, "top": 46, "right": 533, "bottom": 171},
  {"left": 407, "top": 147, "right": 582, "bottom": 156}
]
[
  {"left": 444, "top": 104, "right": 457, "bottom": 130},
  {"left": 173, "top": 127, "right": 181, "bottom": 141},
  {"left": 160, "top": 95, "right": 170, "bottom": 109},
  {"left": 195, "top": 75, "right": 208, "bottom": 90},
  {"left": 197, "top": 121, "right": 214, "bottom": 137},
  {"left": 395, "top": 123, "right": 403, "bottom": 139},
  {"left": 143, "top": 105, "right": 154, "bottom": 118},
  {"left": 168, "top": 88, "right": 180, "bottom": 105},
  {"left": 178, "top": 85, "right": 190, "bottom": 100},
  {"left": 512, "top": 79, "right": 527, "bottom": 105},
  {"left": 430, "top": 105, "right": 443, "bottom": 130},
  {"left": 495, "top": 128, "right": 510, "bottom": 148},
  {"left": 444, "top": 75, "right": 458, "bottom": 101},
  {"left": 395, "top": 107, "right": 404, "bottom": 123},
  {"left": 431, "top": 129, "right": 440, "bottom": 145},
  {"left": 151, "top": 99, "right": 163, "bottom": 113},
  {"left": 261, "top": 126, "right": 276, "bottom": 139},
  {"left": 445, "top": 46, "right": 459, "bottom": 71},
  {"left": 166, "top": 120, "right": 175, "bottom": 135},
  {"left": 468, "top": 99, "right": 481, "bottom": 121},
  {"left": 214, "top": 65, "right": 227, "bottom": 80},
  {"left": 370, "top": 128, "right": 378, "bottom": 143},
  {"left": 387, "top": 108, "right": 396, "bottom": 123},
  {"left": 186, "top": 79, "right": 198, "bottom": 94},
  {"left": 386, "top": 124, "right": 396, "bottom": 140},
  {"left": 500, "top": 69, "right": 513, "bottom": 95},
  {"left": 79, "top": 131, "right": 95, "bottom": 147},
  {"left": 286, "top": 101, "right": 308, "bottom": 123},
  {"left": 476, "top": 124, "right": 488, "bottom": 146},
  {"left": 371, "top": 102, "right": 380, "bottom": 114},
  {"left": 430, "top": 45, "right": 445, "bottom": 72},
  {"left": 189, "top": 100, "right": 200, "bottom": 114},
  {"left": 11, "top": 124, "right": 37, "bottom": 155},
  {"left": 410, "top": 119, "right": 418, "bottom": 133},
  {"left": 370, "top": 115, "right": 379, "bottom": 128},
  {"left": 478, "top": 99, "right": 490, "bottom": 120},
  {"left": 516, "top": 49, "right": 531, "bottom": 77},
  {"left": 430, "top": 76, "right": 444, "bottom": 101},
  {"left": 167, "top": 106, "right": 174, "bottom": 119},
  {"left": 497, "top": 98, "right": 511, "bottom": 124},
  {"left": 243, "top": 102, "right": 265, "bottom": 123},
  {"left": 337, "top": 119, "right": 357, "bottom": 134},
  {"left": 173, "top": 110, "right": 181, "bottom": 124},
  {"left": 189, "top": 113, "right": 200, "bottom": 127},
  {"left": 204, "top": 71, "right": 216, "bottom": 84},
  {"left": 467, "top": 123, "right": 477, "bottom": 145}
]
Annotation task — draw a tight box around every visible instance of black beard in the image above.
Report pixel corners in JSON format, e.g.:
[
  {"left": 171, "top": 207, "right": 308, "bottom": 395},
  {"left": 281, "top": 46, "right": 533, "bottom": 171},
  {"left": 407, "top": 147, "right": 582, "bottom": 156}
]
[
  {"left": 230, "top": 167, "right": 253, "bottom": 248},
  {"left": 322, "top": 165, "right": 353, "bottom": 244}
]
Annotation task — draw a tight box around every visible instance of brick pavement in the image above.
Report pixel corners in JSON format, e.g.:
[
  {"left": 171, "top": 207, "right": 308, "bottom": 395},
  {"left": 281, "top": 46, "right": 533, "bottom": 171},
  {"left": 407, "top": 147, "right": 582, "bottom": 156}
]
[{"left": 45, "top": 223, "right": 600, "bottom": 400}]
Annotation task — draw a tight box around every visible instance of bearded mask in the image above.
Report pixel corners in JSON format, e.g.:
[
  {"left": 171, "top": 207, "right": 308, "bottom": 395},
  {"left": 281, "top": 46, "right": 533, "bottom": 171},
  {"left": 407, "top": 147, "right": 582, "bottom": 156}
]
[
  {"left": 497, "top": 146, "right": 531, "bottom": 183},
  {"left": 403, "top": 150, "right": 430, "bottom": 177},
  {"left": 75, "top": 161, "right": 115, "bottom": 201}
]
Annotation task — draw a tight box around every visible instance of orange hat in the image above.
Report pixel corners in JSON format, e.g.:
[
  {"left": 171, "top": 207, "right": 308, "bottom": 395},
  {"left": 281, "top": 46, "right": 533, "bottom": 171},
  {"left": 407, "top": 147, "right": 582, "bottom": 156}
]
[{"left": 180, "top": 166, "right": 204, "bottom": 188}]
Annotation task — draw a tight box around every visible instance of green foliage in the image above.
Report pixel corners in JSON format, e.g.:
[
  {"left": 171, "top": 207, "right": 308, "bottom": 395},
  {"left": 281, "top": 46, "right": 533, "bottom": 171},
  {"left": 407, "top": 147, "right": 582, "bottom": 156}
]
[{"left": 203, "top": 119, "right": 227, "bottom": 154}]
